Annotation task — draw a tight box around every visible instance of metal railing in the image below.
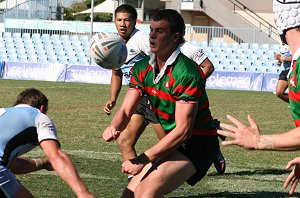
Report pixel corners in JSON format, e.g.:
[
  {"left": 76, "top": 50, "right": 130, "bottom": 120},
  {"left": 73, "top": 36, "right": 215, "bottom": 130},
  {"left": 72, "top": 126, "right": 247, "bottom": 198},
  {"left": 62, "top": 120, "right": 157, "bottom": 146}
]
[{"left": 227, "top": 0, "right": 278, "bottom": 43}]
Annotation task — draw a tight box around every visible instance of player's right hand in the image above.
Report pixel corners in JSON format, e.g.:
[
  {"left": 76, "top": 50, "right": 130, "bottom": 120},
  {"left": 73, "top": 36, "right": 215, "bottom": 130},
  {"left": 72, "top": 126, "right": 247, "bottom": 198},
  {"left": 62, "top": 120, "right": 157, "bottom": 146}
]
[
  {"left": 102, "top": 126, "right": 120, "bottom": 142},
  {"left": 103, "top": 100, "right": 116, "bottom": 115}
]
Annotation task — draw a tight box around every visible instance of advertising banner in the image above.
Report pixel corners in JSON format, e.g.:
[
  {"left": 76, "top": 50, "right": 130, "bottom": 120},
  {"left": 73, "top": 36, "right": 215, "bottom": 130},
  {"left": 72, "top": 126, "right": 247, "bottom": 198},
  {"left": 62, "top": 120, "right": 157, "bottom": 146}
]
[
  {"left": 3, "top": 62, "right": 66, "bottom": 81},
  {"left": 206, "top": 71, "right": 264, "bottom": 91},
  {"left": 65, "top": 65, "right": 112, "bottom": 84}
]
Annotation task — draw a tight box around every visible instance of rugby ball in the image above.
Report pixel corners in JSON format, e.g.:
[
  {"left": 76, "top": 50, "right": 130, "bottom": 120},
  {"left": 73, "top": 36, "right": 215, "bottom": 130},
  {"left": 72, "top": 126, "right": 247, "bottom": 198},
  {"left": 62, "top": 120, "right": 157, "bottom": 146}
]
[{"left": 89, "top": 32, "right": 127, "bottom": 69}]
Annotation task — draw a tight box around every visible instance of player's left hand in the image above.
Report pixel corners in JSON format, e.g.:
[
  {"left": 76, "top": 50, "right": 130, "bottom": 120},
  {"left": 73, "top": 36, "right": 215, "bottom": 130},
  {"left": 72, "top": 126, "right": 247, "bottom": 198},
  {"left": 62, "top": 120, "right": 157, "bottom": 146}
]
[
  {"left": 122, "top": 159, "right": 145, "bottom": 175},
  {"left": 284, "top": 157, "right": 300, "bottom": 195},
  {"left": 217, "top": 115, "right": 260, "bottom": 149},
  {"left": 102, "top": 126, "right": 120, "bottom": 141}
]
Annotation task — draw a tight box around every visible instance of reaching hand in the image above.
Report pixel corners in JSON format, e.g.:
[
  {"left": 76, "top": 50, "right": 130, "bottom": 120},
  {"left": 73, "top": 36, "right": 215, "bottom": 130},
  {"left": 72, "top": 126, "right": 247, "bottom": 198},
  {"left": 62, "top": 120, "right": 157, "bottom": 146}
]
[
  {"left": 102, "top": 126, "right": 120, "bottom": 142},
  {"left": 103, "top": 100, "right": 116, "bottom": 115},
  {"left": 217, "top": 115, "right": 260, "bottom": 149},
  {"left": 284, "top": 157, "right": 300, "bottom": 195}
]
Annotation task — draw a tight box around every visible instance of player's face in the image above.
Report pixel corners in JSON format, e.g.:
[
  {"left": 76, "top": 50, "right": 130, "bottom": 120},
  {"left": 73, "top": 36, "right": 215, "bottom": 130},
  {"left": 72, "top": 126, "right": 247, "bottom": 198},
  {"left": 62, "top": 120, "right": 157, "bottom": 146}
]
[
  {"left": 114, "top": 12, "right": 136, "bottom": 42},
  {"left": 149, "top": 19, "right": 179, "bottom": 59}
]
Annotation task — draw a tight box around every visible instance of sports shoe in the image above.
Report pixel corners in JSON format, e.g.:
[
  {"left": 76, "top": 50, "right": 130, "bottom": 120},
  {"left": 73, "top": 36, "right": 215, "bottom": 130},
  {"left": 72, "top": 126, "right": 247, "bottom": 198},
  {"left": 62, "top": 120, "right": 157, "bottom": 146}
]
[{"left": 214, "top": 150, "right": 226, "bottom": 175}]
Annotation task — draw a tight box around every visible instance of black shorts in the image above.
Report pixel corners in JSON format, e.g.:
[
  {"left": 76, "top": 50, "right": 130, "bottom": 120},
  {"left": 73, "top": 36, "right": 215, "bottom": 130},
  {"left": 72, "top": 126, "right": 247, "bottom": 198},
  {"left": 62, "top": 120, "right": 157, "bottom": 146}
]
[
  {"left": 279, "top": 69, "right": 289, "bottom": 81},
  {"left": 134, "top": 95, "right": 159, "bottom": 125},
  {"left": 178, "top": 135, "right": 219, "bottom": 186}
]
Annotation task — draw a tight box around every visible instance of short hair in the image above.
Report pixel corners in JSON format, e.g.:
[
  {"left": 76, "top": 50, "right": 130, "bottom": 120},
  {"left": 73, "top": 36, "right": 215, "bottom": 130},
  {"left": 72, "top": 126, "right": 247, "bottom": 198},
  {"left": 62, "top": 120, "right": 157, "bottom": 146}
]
[
  {"left": 14, "top": 88, "right": 48, "bottom": 110},
  {"left": 115, "top": 4, "right": 137, "bottom": 21},
  {"left": 152, "top": 9, "right": 186, "bottom": 44}
]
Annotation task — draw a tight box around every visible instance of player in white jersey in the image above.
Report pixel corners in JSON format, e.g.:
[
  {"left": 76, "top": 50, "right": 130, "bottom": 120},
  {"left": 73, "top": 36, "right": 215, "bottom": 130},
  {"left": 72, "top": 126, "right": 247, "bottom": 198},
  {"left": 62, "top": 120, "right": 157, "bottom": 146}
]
[
  {"left": 0, "top": 88, "right": 95, "bottom": 198},
  {"left": 102, "top": 4, "right": 225, "bottom": 175}
]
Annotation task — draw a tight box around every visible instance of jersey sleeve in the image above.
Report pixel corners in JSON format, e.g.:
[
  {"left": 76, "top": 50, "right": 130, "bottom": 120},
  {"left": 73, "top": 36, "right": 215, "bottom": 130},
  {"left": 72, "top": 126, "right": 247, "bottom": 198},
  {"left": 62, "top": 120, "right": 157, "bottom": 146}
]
[
  {"left": 172, "top": 74, "right": 203, "bottom": 101},
  {"left": 36, "top": 113, "right": 59, "bottom": 143},
  {"left": 180, "top": 42, "right": 208, "bottom": 65}
]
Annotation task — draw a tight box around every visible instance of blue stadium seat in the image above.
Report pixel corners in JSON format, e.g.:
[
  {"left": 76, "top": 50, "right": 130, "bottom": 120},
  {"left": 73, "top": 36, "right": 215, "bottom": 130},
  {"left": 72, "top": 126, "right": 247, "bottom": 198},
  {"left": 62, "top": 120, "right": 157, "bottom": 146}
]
[
  {"left": 260, "top": 43, "right": 270, "bottom": 51},
  {"left": 239, "top": 43, "right": 249, "bottom": 50},
  {"left": 220, "top": 42, "right": 229, "bottom": 49},
  {"left": 199, "top": 41, "right": 207, "bottom": 48},
  {"left": 270, "top": 44, "right": 280, "bottom": 51},
  {"left": 249, "top": 43, "right": 260, "bottom": 50},
  {"left": 209, "top": 40, "right": 219, "bottom": 48}
]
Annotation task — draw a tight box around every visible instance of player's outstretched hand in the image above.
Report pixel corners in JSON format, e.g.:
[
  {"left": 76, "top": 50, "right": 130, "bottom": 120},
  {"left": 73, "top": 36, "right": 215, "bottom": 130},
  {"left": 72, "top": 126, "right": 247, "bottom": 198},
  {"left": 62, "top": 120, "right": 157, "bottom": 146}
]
[
  {"left": 102, "top": 126, "right": 120, "bottom": 142},
  {"left": 103, "top": 100, "right": 116, "bottom": 115},
  {"left": 284, "top": 157, "right": 300, "bottom": 195},
  {"left": 217, "top": 115, "right": 260, "bottom": 149}
]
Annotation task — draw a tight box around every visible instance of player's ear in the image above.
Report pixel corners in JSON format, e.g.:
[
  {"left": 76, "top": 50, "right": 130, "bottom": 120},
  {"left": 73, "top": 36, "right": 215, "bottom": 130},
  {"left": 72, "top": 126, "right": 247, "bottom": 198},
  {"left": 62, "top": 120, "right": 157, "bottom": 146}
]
[
  {"left": 173, "top": 32, "right": 181, "bottom": 44},
  {"left": 40, "top": 105, "right": 48, "bottom": 114}
]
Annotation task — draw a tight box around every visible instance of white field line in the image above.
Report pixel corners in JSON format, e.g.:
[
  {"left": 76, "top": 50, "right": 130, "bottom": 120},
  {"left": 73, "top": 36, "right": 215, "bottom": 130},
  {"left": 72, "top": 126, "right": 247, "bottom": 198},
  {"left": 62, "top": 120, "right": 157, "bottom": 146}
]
[{"left": 25, "top": 149, "right": 289, "bottom": 183}]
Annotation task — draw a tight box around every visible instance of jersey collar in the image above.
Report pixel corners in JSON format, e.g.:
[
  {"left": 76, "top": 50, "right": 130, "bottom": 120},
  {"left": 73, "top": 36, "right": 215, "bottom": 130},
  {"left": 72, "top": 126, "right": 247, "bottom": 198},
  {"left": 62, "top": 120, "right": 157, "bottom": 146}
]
[{"left": 149, "top": 47, "right": 181, "bottom": 84}]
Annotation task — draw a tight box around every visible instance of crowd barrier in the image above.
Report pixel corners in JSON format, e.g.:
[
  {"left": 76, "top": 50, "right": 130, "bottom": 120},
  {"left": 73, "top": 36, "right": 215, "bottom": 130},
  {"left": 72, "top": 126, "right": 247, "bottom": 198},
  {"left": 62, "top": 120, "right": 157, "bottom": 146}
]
[{"left": 0, "top": 62, "right": 279, "bottom": 92}]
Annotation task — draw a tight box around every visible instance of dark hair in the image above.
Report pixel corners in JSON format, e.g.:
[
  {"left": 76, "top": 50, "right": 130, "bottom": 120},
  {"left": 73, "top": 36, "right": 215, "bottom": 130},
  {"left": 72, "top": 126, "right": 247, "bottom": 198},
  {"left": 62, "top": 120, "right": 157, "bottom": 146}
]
[
  {"left": 115, "top": 4, "right": 137, "bottom": 21},
  {"left": 14, "top": 88, "right": 48, "bottom": 110},
  {"left": 152, "top": 9, "right": 186, "bottom": 44}
]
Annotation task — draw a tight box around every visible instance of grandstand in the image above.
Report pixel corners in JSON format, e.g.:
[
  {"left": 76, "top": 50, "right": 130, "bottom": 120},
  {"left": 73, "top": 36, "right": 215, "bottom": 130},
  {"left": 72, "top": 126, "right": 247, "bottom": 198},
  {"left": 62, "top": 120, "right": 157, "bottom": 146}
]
[{"left": 0, "top": 30, "right": 281, "bottom": 73}]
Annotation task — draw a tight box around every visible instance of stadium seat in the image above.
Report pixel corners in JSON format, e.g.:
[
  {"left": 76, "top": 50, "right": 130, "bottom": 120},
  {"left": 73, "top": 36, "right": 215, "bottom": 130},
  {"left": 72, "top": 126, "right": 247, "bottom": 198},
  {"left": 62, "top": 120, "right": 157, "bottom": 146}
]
[
  {"left": 270, "top": 44, "right": 280, "bottom": 51},
  {"left": 260, "top": 43, "right": 270, "bottom": 51},
  {"left": 220, "top": 42, "right": 229, "bottom": 49},
  {"left": 229, "top": 42, "right": 239, "bottom": 49},
  {"left": 268, "top": 66, "right": 279, "bottom": 73},
  {"left": 189, "top": 40, "right": 198, "bottom": 46},
  {"left": 249, "top": 43, "right": 260, "bottom": 50},
  {"left": 239, "top": 43, "right": 249, "bottom": 50},
  {"left": 224, "top": 64, "right": 235, "bottom": 71},
  {"left": 247, "top": 65, "right": 257, "bottom": 72},
  {"left": 209, "top": 40, "right": 219, "bottom": 48},
  {"left": 199, "top": 41, "right": 208, "bottom": 48}
]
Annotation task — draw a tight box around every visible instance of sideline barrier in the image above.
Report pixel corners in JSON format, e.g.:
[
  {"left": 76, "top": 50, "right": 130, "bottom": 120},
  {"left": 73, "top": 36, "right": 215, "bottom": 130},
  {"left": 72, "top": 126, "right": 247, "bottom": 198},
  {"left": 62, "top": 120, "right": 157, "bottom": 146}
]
[{"left": 1, "top": 62, "right": 279, "bottom": 92}]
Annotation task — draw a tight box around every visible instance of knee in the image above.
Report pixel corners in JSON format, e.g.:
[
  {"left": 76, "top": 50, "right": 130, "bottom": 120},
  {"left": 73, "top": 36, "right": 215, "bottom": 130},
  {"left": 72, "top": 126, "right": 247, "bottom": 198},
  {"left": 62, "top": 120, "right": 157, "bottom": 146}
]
[
  {"left": 134, "top": 185, "right": 155, "bottom": 198},
  {"left": 275, "top": 91, "right": 284, "bottom": 98}
]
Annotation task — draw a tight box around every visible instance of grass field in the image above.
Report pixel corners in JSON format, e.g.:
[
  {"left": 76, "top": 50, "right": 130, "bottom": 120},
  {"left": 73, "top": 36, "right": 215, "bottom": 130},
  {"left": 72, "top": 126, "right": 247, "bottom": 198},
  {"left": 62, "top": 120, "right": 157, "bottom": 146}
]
[{"left": 1, "top": 79, "right": 300, "bottom": 198}]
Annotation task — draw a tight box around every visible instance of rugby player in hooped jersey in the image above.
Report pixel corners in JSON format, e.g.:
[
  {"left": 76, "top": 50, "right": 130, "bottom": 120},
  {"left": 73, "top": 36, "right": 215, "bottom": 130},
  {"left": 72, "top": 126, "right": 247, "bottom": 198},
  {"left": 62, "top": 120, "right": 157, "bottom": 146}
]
[
  {"left": 102, "top": 9, "right": 221, "bottom": 197},
  {"left": 217, "top": 0, "right": 300, "bottom": 195},
  {"left": 103, "top": 3, "right": 226, "bottom": 176}
]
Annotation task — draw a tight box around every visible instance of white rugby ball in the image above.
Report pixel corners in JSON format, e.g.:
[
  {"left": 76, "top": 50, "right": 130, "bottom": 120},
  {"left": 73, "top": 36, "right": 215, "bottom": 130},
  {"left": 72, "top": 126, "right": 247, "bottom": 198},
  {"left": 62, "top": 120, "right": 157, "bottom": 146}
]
[{"left": 89, "top": 32, "right": 127, "bottom": 69}]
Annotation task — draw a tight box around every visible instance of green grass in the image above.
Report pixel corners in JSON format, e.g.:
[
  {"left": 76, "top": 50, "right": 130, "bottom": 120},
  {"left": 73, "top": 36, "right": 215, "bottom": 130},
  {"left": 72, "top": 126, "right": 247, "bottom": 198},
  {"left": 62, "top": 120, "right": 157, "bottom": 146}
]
[{"left": 1, "top": 79, "right": 299, "bottom": 197}]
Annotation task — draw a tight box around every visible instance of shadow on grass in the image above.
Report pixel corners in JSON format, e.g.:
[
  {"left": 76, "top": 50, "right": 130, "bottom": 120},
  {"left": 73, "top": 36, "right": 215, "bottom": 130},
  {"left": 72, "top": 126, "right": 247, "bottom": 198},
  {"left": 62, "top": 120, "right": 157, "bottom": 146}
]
[
  {"left": 170, "top": 191, "right": 297, "bottom": 197},
  {"left": 207, "top": 168, "right": 290, "bottom": 177}
]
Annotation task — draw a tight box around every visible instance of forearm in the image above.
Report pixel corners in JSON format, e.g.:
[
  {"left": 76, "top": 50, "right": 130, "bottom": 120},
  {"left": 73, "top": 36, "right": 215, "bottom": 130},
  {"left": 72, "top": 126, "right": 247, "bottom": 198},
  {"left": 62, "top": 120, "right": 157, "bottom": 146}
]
[
  {"left": 257, "top": 128, "right": 300, "bottom": 151},
  {"left": 110, "top": 69, "right": 123, "bottom": 101},
  {"left": 9, "top": 157, "right": 50, "bottom": 174},
  {"left": 50, "top": 151, "right": 90, "bottom": 196},
  {"left": 141, "top": 127, "right": 190, "bottom": 163}
]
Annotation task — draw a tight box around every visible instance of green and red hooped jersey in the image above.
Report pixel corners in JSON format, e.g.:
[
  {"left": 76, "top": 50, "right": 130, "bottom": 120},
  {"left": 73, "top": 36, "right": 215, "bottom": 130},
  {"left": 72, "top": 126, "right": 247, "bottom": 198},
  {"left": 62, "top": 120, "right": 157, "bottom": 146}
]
[
  {"left": 129, "top": 52, "right": 217, "bottom": 136},
  {"left": 288, "top": 54, "right": 300, "bottom": 127}
]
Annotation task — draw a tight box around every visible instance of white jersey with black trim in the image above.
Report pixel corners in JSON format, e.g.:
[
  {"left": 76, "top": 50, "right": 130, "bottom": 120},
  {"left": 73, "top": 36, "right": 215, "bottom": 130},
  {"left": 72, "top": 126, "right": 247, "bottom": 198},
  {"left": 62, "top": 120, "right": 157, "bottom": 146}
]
[
  {"left": 179, "top": 42, "right": 208, "bottom": 65},
  {"left": 0, "top": 104, "right": 58, "bottom": 167},
  {"left": 120, "top": 28, "right": 150, "bottom": 84}
]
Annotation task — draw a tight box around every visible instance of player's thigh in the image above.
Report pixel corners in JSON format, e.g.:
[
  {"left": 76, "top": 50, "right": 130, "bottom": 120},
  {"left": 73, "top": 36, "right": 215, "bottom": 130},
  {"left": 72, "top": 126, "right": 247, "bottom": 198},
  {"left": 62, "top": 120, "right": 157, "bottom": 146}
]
[
  {"left": 276, "top": 80, "right": 288, "bottom": 94},
  {"left": 136, "top": 151, "right": 196, "bottom": 197}
]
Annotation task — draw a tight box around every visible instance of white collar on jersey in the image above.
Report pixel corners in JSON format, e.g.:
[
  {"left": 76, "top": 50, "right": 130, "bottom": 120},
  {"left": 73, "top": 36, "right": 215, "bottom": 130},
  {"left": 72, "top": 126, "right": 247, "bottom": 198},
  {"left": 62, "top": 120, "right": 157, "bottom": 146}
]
[
  {"left": 292, "top": 47, "right": 300, "bottom": 62},
  {"left": 14, "top": 104, "right": 31, "bottom": 108},
  {"left": 149, "top": 47, "right": 181, "bottom": 84}
]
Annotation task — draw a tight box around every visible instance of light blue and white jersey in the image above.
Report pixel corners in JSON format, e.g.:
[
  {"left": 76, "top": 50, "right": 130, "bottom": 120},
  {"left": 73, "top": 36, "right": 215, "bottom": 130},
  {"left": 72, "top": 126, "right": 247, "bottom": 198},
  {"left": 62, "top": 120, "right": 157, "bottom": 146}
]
[{"left": 0, "top": 104, "right": 58, "bottom": 167}]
